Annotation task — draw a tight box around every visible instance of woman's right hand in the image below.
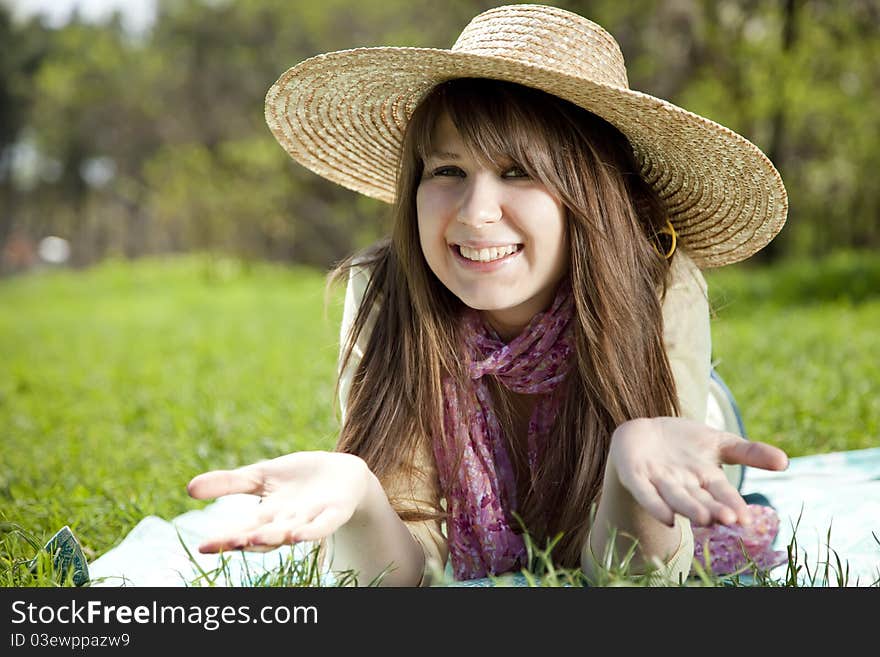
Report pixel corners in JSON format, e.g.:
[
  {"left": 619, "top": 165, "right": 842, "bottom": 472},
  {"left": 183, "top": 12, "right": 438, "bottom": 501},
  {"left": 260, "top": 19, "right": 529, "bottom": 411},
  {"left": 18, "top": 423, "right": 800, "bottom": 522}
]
[{"left": 186, "top": 451, "right": 374, "bottom": 553}]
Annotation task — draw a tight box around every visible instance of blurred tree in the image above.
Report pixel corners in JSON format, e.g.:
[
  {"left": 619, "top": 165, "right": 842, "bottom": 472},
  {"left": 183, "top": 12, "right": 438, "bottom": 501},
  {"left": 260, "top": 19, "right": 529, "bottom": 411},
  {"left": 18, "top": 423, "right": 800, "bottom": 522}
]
[
  {"left": 21, "top": 10, "right": 166, "bottom": 264},
  {"left": 700, "top": 0, "right": 879, "bottom": 260},
  {"left": 2, "top": 0, "right": 878, "bottom": 270},
  {"left": 0, "top": 7, "right": 50, "bottom": 260}
]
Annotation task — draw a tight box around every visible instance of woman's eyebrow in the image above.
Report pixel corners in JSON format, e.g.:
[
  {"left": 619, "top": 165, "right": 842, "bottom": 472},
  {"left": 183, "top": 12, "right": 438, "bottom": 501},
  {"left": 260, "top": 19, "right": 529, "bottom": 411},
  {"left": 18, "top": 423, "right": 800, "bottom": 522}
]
[{"left": 425, "top": 150, "right": 461, "bottom": 160}]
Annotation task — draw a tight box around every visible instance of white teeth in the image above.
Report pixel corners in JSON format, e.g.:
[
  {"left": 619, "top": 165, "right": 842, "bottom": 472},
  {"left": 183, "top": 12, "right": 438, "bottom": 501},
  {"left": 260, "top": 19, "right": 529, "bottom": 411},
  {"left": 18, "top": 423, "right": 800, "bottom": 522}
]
[{"left": 459, "top": 244, "right": 519, "bottom": 262}]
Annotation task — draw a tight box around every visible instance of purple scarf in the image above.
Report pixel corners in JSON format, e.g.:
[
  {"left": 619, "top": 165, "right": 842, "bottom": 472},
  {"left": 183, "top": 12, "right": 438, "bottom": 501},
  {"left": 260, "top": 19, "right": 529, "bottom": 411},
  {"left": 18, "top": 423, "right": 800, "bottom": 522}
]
[{"left": 434, "top": 278, "right": 575, "bottom": 580}]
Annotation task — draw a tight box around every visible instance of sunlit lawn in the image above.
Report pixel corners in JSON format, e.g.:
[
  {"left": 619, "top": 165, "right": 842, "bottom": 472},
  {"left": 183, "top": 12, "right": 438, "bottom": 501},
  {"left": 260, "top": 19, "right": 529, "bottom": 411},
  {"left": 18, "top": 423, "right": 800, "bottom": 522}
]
[
  {"left": 1, "top": 250, "right": 878, "bottom": 585},
  {"left": 706, "top": 252, "right": 880, "bottom": 456},
  {"left": 0, "top": 255, "right": 345, "bottom": 568}
]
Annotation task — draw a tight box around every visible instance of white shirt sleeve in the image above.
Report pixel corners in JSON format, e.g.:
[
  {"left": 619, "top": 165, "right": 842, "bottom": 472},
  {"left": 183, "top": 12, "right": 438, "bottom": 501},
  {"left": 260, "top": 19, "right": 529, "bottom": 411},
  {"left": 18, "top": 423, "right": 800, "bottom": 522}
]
[
  {"left": 337, "top": 264, "right": 374, "bottom": 425},
  {"left": 661, "top": 249, "right": 712, "bottom": 423}
]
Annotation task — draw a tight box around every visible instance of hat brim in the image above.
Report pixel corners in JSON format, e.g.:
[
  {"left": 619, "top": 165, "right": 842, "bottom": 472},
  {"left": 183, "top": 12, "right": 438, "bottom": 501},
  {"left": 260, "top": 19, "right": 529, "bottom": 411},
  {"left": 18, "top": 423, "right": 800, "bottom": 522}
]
[{"left": 265, "top": 47, "right": 787, "bottom": 268}]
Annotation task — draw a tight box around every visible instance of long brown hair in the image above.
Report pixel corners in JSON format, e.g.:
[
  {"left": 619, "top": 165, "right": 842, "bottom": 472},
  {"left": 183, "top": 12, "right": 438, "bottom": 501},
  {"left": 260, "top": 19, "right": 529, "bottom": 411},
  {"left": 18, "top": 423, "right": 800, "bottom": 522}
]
[{"left": 325, "top": 78, "right": 679, "bottom": 569}]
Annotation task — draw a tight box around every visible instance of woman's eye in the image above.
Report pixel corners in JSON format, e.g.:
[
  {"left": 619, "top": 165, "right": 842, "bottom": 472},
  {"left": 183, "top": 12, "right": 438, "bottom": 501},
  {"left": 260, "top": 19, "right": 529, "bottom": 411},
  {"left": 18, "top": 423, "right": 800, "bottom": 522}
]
[
  {"left": 502, "top": 166, "right": 529, "bottom": 179},
  {"left": 431, "top": 166, "right": 463, "bottom": 177}
]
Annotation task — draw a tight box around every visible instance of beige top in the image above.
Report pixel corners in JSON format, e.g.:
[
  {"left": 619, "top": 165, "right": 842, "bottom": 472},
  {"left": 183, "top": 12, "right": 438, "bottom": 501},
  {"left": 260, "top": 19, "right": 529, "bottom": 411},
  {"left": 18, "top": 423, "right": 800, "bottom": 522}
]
[{"left": 337, "top": 250, "right": 710, "bottom": 585}]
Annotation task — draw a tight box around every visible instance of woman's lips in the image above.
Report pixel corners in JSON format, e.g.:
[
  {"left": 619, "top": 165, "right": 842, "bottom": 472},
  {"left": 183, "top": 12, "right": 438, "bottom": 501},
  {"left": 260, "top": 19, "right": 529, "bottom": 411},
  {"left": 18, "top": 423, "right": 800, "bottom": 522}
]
[{"left": 449, "top": 243, "right": 523, "bottom": 272}]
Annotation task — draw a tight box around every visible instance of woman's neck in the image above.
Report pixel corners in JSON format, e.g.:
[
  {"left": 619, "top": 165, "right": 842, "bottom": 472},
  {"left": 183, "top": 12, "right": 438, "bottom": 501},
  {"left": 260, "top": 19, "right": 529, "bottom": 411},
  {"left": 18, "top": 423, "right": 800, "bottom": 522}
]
[
  {"left": 481, "top": 282, "right": 562, "bottom": 343},
  {"left": 482, "top": 308, "right": 530, "bottom": 342}
]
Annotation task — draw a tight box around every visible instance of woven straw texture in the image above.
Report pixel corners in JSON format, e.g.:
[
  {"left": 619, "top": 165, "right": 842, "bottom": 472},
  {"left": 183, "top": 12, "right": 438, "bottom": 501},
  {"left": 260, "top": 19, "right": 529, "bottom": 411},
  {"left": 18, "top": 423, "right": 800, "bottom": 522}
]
[{"left": 265, "top": 4, "right": 788, "bottom": 268}]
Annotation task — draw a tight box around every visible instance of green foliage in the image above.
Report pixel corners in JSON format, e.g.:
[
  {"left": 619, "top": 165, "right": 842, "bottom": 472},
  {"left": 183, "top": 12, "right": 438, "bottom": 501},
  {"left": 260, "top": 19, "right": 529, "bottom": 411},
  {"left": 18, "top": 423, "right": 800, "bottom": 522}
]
[
  {"left": 143, "top": 139, "right": 298, "bottom": 257},
  {"left": 2, "top": 0, "right": 879, "bottom": 268},
  {"left": 707, "top": 250, "right": 880, "bottom": 309}
]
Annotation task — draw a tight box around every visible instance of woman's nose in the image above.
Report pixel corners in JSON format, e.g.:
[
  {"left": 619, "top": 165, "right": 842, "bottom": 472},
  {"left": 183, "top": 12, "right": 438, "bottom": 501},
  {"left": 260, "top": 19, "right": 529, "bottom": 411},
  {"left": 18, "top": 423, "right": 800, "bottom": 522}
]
[{"left": 456, "top": 174, "right": 502, "bottom": 228}]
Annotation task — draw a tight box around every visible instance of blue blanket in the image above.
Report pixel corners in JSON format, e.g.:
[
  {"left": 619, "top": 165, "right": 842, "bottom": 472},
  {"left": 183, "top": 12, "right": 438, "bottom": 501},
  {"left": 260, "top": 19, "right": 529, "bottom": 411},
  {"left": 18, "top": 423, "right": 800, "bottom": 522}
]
[{"left": 736, "top": 445, "right": 880, "bottom": 586}]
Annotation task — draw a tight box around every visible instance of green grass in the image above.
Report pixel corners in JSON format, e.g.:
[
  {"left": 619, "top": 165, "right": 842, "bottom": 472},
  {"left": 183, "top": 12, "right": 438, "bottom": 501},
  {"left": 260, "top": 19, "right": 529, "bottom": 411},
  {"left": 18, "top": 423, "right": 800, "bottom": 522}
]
[
  {"left": 0, "top": 254, "right": 345, "bottom": 582},
  {"left": 705, "top": 251, "right": 880, "bottom": 456},
  {"left": 1, "top": 250, "right": 878, "bottom": 586}
]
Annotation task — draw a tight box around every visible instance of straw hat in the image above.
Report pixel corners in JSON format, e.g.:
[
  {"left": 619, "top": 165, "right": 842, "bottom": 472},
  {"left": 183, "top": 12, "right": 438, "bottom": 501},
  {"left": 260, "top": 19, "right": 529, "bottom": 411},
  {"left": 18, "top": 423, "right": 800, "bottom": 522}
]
[{"left": 265, "top": 3, "right": 787, "bottom": 268}]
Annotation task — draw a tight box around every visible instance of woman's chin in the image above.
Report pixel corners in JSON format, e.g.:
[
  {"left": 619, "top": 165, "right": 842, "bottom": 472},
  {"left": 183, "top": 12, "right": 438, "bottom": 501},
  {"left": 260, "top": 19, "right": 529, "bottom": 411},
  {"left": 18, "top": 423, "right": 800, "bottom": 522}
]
[{"left": 456, "top": 291, "right": 520, "bottom": 312}]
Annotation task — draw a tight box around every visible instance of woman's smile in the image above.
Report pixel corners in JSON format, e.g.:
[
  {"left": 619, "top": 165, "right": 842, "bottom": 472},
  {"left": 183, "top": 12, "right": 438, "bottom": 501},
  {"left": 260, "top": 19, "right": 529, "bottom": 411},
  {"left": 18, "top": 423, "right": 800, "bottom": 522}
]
[{"left": 449, "top": 242, "right": 524, "bottom": 271}]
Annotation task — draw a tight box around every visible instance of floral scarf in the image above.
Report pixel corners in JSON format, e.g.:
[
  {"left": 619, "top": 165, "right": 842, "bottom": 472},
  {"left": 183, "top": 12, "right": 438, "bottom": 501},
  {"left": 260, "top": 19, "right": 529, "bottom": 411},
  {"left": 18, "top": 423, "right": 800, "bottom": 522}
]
[{"left": 433, "top": 277, "right": 575, "bottom": 580}]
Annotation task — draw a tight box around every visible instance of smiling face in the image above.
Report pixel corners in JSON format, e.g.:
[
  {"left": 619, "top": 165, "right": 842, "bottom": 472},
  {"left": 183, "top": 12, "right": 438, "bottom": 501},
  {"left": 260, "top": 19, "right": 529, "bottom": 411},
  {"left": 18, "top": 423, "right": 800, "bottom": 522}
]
[{"left": 415, "top": 112, "right": 569, "bottom": 341}]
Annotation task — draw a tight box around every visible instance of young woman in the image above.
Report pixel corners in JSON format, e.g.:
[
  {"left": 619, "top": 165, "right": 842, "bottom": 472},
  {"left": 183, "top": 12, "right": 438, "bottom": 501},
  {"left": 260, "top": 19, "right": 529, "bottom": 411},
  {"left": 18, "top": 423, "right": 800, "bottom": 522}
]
[{"left": 187, "top": 4, "right": 790, "bottom": 586}]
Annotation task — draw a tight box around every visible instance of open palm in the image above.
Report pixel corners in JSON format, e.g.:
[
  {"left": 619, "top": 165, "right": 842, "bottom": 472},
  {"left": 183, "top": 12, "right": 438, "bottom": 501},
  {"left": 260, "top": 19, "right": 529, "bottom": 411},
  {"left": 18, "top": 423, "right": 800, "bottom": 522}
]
[
  {"left": 187, "top": 451, "right": 371, "bottom": 553},
  {"left": 608, "top": 417, "right": 789, "bottom": 528}
]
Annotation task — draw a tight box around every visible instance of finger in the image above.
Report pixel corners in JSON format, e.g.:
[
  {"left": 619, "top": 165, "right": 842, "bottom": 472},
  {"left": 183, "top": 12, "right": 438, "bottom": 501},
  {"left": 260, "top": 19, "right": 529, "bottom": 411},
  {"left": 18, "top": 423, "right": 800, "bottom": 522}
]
[
  {"left": 292, "top": 507, "right": 349, "bottom": 542},
  {"left": 717, "top": 435, "right": 789, "bottom": 471},
  {"left": 196, "top": 506, "right": 296, "bottom": 553},
  {"left": 239, "top": 544, "right": 281, "bottom": 553},
  {"left": 198, "top": 524, "right": 264, "bottom": 553},
  {"left": 617, "top": 474, "right": 676, "bottom": 527},
  {"left": 187, "top": 464, "right": 265, "bottom": 499},
  {"left": 685, "top": 483, "right": 737, "bottom": 525},
  {"left": 655, "top": 479, "right": 712, "bottom": 527},
  {"left": 702, "top": 476, "right": 751, "bottom": 525},
  {"left": 245, "top": 516, "right": 309, "bottom": 549}
]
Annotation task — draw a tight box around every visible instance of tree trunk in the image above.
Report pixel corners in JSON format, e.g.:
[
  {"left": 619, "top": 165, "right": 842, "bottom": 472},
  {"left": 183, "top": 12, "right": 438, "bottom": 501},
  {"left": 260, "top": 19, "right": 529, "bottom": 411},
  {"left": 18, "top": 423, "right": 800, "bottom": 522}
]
[{"left": 758, "top": 0, "right": 798, "bottom": 263}]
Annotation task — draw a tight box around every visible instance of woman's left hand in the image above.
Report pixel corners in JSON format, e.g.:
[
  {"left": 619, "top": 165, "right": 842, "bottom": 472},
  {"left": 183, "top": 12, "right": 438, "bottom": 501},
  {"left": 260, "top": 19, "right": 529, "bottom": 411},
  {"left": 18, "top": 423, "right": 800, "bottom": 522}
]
[{"left": 607, "top": 417, "right": 789, "bottom": 528}]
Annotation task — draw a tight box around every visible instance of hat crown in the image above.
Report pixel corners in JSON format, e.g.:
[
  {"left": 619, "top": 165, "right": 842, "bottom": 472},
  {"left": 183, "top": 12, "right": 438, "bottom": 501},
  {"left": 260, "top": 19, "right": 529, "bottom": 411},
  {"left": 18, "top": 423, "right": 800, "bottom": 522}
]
[{"left": 451, "top": 4, "right": 629, "bottom": 89}]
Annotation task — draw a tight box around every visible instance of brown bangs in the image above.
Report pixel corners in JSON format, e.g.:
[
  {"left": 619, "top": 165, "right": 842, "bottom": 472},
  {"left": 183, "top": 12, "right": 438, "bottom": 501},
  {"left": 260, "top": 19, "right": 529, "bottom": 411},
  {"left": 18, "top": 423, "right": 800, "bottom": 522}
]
[{"left": 409, "top": 78, "right": 570, "bottom": 195}]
